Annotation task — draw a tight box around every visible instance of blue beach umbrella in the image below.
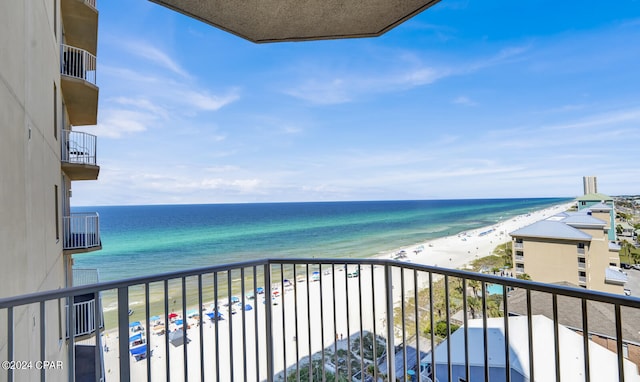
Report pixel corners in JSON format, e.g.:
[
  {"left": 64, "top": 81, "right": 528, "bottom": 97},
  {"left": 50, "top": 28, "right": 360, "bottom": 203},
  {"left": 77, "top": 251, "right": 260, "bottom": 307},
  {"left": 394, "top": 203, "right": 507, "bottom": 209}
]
[
  {"left": 256, "top": 287, "right": 264, "bottom": 294},
  {"left": 150, "top": 315, "right": 161, "bottom": 322},
  {"left": 230, "top": 296, "right": 240, "bottom": 303},
  {"left": 129, "top": 321, "right": 141, "bottom": 327}
]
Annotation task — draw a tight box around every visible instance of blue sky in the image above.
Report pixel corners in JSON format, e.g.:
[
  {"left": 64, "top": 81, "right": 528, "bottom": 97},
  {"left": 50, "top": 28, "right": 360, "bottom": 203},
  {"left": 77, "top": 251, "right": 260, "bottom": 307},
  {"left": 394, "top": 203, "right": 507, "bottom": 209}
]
[{"left": 74, "top": 0, "right": 640, "bottom": 205}]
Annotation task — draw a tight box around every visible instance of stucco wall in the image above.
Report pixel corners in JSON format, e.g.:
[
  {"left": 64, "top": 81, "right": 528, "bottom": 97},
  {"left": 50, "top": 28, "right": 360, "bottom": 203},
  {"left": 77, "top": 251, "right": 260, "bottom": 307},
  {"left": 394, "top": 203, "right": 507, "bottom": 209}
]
[{"left": 0, "top": 0, "right": 68, "bottom": 380}]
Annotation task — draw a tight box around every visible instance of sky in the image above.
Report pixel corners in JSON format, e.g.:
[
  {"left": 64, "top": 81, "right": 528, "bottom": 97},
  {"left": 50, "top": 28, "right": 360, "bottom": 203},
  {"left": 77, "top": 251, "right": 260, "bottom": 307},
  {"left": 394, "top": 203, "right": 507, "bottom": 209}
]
[{"left": 73, "top": 0, "right": 640, "bottom": 206}]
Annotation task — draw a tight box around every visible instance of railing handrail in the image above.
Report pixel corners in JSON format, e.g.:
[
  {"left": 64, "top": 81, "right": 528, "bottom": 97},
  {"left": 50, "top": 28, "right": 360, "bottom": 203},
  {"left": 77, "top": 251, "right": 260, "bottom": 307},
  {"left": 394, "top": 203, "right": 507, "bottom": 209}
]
[
  {"left": 61, "top": 129, "right": 97, "bottom": 165},
  {"left": 2, "top": 258, "right": 640, "bottom": 310},
  {"left": 60, "top": 44, "right": 97, "bottom": 85}
]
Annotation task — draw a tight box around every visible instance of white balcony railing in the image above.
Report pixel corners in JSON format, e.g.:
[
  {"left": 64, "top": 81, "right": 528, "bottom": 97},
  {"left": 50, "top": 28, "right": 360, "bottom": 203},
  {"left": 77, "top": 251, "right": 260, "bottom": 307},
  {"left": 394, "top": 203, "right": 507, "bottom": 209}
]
[
  {"left": 62, "top": 130, "right": 97, "bottom": 166},
  {"left": 63, "top": 213, "right": 100, "bottom": 250},
  {"left": 61, "top": 44, "right": 97, "bottom": 85},
  {"left": 515, "top": 254, "right": 524, "bottom": 261},
  {"left": 67, "top": 297, "right": 104, "bottom": 338},
  {"left": 578, "top": 247, "right": 586, "bottom": 255},
  {"left": 514, "top": 242, "right": 524, "bottom": 249}
]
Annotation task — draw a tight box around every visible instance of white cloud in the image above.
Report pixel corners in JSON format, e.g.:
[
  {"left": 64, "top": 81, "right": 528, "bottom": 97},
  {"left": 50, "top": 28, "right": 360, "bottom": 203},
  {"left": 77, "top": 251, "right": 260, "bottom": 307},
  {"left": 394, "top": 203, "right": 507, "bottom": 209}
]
[
  {"left": 181, "top": 90, "right": 240, "bottom": 111},
  {"left": 284, "top": 44, "right": 528, "bottom": 104},
  {"left": 452, "top": 96, "right": 477, "bottom": 106},
  {"left": 84, "top": 109, "right": 158, "bottom": 138},
  {"left": 123, "top": 41, "right": 191, "bottom": 78}
]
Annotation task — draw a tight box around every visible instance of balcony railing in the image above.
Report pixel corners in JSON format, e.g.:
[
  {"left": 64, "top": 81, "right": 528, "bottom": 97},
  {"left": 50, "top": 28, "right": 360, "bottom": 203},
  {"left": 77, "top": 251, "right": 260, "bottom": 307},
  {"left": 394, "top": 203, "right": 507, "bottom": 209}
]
[
  {"left": 63, "top": 213, "right": 101, "bottom": 250},
  {"left": 67, "top": 296, "right": 104, "bottom": 338},
  {"left": 578, "top": 247, "right": 586, "bottom": 255},
  {"left": 62, "top": 130, "right": 97, "bottom": 166},
  {"left": 1, "top": 259, "right": 640, "bottom": 382},
  {"left": 61, "top": 44, "right": 97, "bottom": 85},
  {"left": 514, "top": 242, "right": 524, "bottom": 249},
  {"left": 515, "top": 254, "right": 524, "bottom": 261}
]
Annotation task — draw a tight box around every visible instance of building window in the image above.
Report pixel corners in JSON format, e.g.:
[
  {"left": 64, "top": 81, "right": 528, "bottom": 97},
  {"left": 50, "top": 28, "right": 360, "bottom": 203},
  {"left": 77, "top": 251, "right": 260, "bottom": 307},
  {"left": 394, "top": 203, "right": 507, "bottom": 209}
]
[
  {"left": 623, "top": 344, "right": 629, "bottom": 358},
  {"left": 55, "top": 185, "right": 59, "bottom": 241},
  {"left": 54, "top": 0, "right": 57, "bottom": 39},
  {"left": 516, "top": 263, "right": 525, "bottom": 273},
  {"left": 53, "top": 83, "right": 57, "bottom": 139},
  {"left": 578, "top": 257, "right": 586, "bottom": 269},
  {"left": 578, "top": 270, "right": 587, "bottom": 283}
]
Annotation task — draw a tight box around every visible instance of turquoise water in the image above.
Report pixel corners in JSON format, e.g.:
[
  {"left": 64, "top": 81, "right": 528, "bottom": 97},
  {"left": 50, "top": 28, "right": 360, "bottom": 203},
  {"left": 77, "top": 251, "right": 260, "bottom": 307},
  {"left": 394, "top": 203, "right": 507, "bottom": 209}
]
[{"left": 72, "top": 198, "right": 570, "bottom": 281}]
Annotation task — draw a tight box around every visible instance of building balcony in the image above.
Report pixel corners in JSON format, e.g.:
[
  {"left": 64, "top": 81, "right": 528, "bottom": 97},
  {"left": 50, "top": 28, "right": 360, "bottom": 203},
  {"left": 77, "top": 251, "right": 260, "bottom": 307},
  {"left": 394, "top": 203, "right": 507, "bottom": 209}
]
[
  {"left": 61, "top": 130, "right": 99, "bottom": 181},
  {"left": 1, "top": 259, "right": 639, "bottom": 382},
  {"left": 61, "top": 0, "right": 98, "bottom": 55},
  {"left": 514, "top": 242, "right": 524, "bottom": 249},
  {"left": 60, "top": 44, "right": 98, "bottom": 126},
  {"left": 63, "top": 213, "right": 101, "bottom": 253},
  {"left": 67, "top": 293, "right": 104, "bottom": 341}
]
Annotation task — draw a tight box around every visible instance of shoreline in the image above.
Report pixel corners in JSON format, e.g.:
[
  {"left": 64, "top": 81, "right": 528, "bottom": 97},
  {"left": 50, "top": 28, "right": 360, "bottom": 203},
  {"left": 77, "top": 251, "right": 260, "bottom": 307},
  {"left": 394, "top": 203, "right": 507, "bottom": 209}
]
[{"left": 100, "top": 202, "right": 573, "bottom": 380}]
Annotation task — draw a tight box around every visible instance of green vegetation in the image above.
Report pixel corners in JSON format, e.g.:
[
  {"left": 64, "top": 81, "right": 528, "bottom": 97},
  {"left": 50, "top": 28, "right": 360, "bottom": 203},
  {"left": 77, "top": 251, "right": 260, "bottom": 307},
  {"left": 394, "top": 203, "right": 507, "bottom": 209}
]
[
  {"left": 393, "top": 242, "right": 514, "bottom": 343},
  {"left": 493, "top": 242, "right": 513, "bottom": 268},
  {"left": 619, "top": 242, "right": 640, "bottom": 264}
]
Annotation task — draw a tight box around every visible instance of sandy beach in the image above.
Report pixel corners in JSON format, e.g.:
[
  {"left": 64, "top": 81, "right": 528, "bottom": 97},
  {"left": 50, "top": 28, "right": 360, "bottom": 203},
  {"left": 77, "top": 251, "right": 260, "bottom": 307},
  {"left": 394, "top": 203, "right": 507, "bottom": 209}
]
[{"left": 101, "top": 202, "right": 573, "bottom": 381}]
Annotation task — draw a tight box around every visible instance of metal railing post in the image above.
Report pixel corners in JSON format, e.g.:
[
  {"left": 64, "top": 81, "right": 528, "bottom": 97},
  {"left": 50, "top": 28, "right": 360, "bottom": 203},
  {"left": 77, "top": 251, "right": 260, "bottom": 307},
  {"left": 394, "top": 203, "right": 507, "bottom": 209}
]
[
  {"left": 117, "top": 287, "right": 130, "bottom": 381},
  {"left": 264, "top": 263, "right": 274, "bottom": 382},
  {"left": 385, "top": 263, "right": 396, "bottom": 382}
]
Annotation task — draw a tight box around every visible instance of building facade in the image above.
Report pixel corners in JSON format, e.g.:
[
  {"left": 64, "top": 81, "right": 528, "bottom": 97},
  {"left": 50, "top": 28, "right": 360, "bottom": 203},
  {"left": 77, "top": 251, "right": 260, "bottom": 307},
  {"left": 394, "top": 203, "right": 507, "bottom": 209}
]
[
  {"left": 510, "top": 205, "right": 624, "bottom": 294},
  {"left": 583, "top": 176, "right": 598, "bottom": 195},
  {"left": 0, "top": 0, "right": 102, "bottom": 380}
]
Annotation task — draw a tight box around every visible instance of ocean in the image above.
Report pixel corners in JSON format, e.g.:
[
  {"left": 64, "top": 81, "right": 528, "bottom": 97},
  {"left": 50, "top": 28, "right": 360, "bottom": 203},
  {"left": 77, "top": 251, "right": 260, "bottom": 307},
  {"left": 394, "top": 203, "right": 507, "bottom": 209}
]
[{"left": 72, "top": 198, "right": 570, "bottom": 282}]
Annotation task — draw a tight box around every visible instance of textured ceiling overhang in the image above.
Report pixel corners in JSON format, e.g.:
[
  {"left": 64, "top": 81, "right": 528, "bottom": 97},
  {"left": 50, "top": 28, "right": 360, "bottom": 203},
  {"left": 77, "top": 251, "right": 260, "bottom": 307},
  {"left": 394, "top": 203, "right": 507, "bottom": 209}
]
[{"left": 149, "top": 0, "right": 441, "bottom": 43}]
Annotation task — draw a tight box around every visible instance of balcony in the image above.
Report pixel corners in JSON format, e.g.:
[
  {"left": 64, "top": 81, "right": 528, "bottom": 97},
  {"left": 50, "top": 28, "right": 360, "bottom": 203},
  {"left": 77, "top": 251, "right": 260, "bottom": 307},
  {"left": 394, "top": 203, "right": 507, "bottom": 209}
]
[
  {"left": 61, "top": 0, "right": 98, "bottom": 55},
  {"left": 1, "top": 259, "right": 640, "bottom": 381},
  {"left": 514, "top": 242, "right": 524, "bottom": 249},
  {"left": 70, "top": 269, "right": 104, "bottom": 338},
  {"left": 60, "top": 44, "right": 98, "bottom": 126},
  {"left": 61, "top": 130, "right": 99, "bottom": 180},
  {"left": 63, "top": 213, "right": 101, "bottom": 253}
]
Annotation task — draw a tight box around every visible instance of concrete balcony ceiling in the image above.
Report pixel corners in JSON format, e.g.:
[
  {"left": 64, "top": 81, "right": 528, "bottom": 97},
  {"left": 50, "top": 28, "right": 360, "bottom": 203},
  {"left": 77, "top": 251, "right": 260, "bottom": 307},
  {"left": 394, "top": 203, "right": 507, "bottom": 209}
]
[
  {"left": 61, "top": 77, "right": 99, "bottom": 126},
  {"left": 61, "top": 0, "right": 98, "bottom": 55},
  {"left": 148, "top": 0, "right": 441, "bottom": 43}
]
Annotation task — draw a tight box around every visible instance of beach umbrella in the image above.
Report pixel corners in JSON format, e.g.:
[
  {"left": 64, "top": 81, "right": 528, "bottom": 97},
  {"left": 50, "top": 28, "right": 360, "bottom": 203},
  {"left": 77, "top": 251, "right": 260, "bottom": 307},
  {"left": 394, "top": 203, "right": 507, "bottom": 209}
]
[
  {"left": 244, "top": 304, "right": 252, "bottom": 311},
  {"left": 129, "top": 321, "right": 141, "bottom": 327},
  {"left": 230, "top": 296, "right": 240, "bottom": 303},
  {"left": 256, "top": 287, "right": 264, "bottom": 294},
  {"left": 175, "top": 319, "right": 183, "bottom": 326},
  {"left": 150, "top": 315, "right": 161, "bottom": 322},
  {"left": 168, "top": 312, "right": 179, "bottom": 319}
]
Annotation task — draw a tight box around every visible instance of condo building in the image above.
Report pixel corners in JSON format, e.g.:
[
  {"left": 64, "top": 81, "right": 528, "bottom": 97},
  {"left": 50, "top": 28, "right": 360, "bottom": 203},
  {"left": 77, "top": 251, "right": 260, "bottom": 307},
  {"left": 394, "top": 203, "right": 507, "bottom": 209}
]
[
  {"left": 1, "top": 0, "right": 103, "bottom": 380},
  {"left": 583, "top": 176, "right": 598, "bottom": 195},
  {"left": 510, "top": 198, "right": 624, "bottom": 294}
]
